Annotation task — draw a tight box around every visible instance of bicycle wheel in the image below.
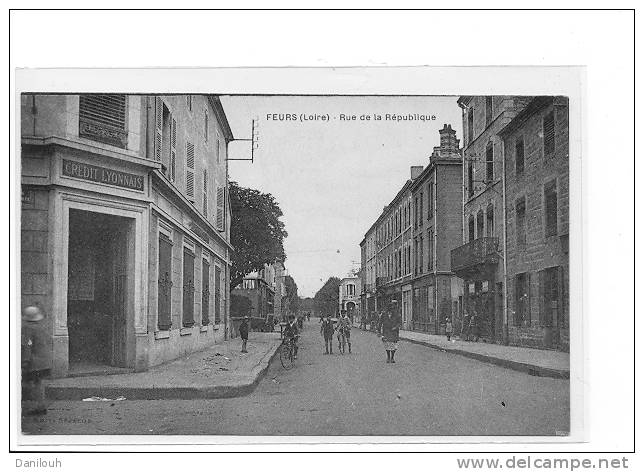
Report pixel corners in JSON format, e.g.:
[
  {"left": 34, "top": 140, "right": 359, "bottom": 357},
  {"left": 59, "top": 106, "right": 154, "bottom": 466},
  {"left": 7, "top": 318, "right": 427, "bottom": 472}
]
[{"left": 280, "top": 343, "right": 294, "bottom": 370}]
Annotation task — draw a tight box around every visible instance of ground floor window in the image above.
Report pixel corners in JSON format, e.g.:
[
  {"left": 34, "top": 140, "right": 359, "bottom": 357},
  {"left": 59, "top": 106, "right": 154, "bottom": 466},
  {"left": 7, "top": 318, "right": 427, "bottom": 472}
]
[
  {"left": 182, "top": 247, "right": 196, "bottom": 327},
  {"left": 514, "top": 272, "right": 530, "bottom": 326},
  {"left": 214, "top": 265, "right": 222, "bottom": 323},
  {"left": 539, "top": 266, "right": 561, "bottom": 327},
  {"left": 201, "top": 259, "right": 210, "bottom": 325},
  {"left": 157, "top": 234, "right": 173, "bottom": 330}
]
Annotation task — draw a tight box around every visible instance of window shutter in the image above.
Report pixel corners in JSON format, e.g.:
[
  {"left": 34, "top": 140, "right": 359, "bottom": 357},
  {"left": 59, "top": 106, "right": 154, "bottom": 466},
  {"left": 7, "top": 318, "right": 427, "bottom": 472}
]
[
  {"left": 543, "top": 110, "right": 555, "bottom": 156},
  {"left": 216, "top": 186, "right": 224, "bottom": 231},
  {"left": 154, "top": 98, "right": 163, "bottom": 162},
  {"left": 170, "top": 118, "right": 177, "bottom": 182},
  {"left": 186, "top": 141, "right": 195, "bottom": 200},
  {"left": 202, "top": 170, "right": 208, "bottom": 216}
]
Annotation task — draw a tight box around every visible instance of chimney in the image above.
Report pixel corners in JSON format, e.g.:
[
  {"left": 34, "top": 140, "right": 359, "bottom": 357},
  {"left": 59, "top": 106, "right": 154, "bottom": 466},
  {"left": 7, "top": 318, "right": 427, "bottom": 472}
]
[
  {"left": 410, "top": 165, "right": 424, "bottom": 180},
  {"left": 439, "top": 123, "right": 460, "bottom": 157}
]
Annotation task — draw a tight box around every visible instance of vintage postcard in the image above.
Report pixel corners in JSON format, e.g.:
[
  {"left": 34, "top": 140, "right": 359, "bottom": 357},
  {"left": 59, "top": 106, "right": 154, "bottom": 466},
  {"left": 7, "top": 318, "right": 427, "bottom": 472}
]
[{"left": 14, "top": 67, "right": 582, "bottom": 445}]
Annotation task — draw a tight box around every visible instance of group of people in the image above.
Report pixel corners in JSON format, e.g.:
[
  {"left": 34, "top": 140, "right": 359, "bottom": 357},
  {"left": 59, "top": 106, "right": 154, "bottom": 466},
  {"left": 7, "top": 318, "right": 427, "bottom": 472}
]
[{"left": 320, "top": 311, "right": 352, "bottom": 354}]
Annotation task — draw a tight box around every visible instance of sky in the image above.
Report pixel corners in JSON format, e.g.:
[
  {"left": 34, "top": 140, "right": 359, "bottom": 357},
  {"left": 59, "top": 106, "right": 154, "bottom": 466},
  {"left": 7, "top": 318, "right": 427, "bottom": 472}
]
[{"left": 221, "top": 96, "right": 463, "bottom": 297}]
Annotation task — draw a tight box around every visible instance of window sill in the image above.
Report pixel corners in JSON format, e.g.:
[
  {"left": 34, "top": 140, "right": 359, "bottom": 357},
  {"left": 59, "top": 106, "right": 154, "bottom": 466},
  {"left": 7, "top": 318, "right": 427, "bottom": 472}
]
[
  {"left": 180, "top": 328, "right": 193, "bottom": 336},
  {"left": 154, "top": 330, "right": 170, "bottom": 340}
]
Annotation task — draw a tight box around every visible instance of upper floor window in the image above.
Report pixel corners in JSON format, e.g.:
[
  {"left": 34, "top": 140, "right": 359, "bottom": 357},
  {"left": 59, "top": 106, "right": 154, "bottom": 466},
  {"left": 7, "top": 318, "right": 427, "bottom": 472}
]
[
  {"left": 486, "top": 142, "right": 494, "bottom": 182},
  {"left": 486, "top": 205, "right": 494, "bottom": 237},
  {"left": 516, "top": 197, "right": 527, "bottom": 250},
  {"left": 485, "top": 96, "right": 493, "bottom": 127},
  {"left": 476, "top": 210, "right": 484, "bottom": 238},
  {"left": 468, "top": 216, "right": 475, "bottom": 242},
  {"left": 543, "top": 110, "right": 555, "bottom": 157},
  {"left": 428, "top": 182, "right": 434, "bottom": 218},
  {"left": 186, "top": 95, "right": 193, "bottom": 111},
  {"left": 204, "top": 109, "right": 209, "bottom": 142},
  {"left": 515, "top": 136, "right": 525, "bottom": 175},
  {"left": 419, "top": 192, "right": 424, "bottom": 227},
  {"left": 79, "top": 94, "right": 128, "bottom": 148},
  {"left": 468, "top": 163, "right": 474, "bottom": 198},
  {"left": 544, "top": 180, "right": 558, "bottom": 237},
  {"left": 467, "top": 107, "right": 474, "bottom": 145}
]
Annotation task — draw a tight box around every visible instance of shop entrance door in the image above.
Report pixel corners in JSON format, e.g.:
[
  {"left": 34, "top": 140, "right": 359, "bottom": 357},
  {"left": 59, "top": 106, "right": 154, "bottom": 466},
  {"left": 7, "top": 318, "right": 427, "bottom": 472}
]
[{"left": 67, "top": 209, "right": 131, "bottom": 372}]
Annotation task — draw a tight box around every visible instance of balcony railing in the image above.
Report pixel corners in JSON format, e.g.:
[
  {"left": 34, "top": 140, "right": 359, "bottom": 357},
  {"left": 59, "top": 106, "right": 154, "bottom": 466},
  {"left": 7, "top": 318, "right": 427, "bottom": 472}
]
[{"left": 450, "top": 237, "right": 500, "bottom": 273}]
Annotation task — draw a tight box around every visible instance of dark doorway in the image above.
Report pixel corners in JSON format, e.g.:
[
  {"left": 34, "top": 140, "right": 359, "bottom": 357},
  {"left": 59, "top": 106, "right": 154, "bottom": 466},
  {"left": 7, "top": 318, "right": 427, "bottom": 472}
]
[{"left": 67, "top": 209, "right": 130, "bottom": 371}]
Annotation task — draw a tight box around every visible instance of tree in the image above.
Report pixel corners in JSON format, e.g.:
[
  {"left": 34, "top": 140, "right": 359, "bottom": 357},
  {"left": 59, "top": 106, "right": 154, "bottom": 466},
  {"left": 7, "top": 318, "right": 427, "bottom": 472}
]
[
  {"left": 229, "top": 181, "right": 287, "bottom": 289},
  {"left": 313, "top": 277, "right": 341, "bottom": 317},
  {"left": 284, "top": 275, "right": 299, "bottom": 314}
]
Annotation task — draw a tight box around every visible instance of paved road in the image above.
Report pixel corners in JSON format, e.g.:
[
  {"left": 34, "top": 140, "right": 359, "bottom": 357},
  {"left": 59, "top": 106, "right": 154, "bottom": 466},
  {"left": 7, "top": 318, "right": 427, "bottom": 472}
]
[{"left": 22, "top": 324, "right": 569, "bottom": 436}]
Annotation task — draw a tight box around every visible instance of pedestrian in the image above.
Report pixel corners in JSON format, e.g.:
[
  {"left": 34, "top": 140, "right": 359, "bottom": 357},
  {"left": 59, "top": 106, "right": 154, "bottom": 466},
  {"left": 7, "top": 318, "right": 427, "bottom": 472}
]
[
  {"left": 239, "top": 316, "right": 249, "bottom": 353},
  {"left": 337, "top": 310, "right": 352, "bottom": 354},
  {"left": 381, "top": 301, "right": 401, "bottom": 364},
  {"left": 321, "top": 314, "right": 335, "bottom": 354},
  {"left": 461, "top": 312, "right": 470, "bottom": 341},
  {"left": 445, "top": 317, "right": 453, "bottom": 342},
  {"left": 21, "top": 305, "right": 50, "bottom": 416},
  {"left": 469, "top": 313, "right": 479, "bottom": 342}
]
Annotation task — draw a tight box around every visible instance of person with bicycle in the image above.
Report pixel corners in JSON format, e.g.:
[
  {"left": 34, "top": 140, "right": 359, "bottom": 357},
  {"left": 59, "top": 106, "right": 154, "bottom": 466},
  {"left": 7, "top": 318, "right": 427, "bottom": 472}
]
[
  {"left": 335, "top": 310, "right": 351, "bottom": 354},
  {"left": 337, "top": 310, "right": 352, "bottom": 354},
  {"left": 283, "top": 314, "right": 299, "bottom": 359}
]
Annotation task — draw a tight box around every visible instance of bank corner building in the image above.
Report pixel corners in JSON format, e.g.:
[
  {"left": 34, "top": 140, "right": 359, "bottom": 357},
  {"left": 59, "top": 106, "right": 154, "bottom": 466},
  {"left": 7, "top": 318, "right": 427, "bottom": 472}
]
[{"left": 20, "top": 94, "right": 234, "bottom": 377}]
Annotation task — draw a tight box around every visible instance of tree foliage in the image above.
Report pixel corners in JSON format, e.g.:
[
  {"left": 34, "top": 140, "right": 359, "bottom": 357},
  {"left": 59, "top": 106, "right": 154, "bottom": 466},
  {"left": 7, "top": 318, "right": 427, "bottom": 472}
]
[
  {"left": 229, "top": 181, "right": 287, "bottom": 289},
  {"left": 313, "top": 277, "right": 341, "bottom": 317},
  {"left": 284, "top": 275, "right": 299, "bottom": 314}
]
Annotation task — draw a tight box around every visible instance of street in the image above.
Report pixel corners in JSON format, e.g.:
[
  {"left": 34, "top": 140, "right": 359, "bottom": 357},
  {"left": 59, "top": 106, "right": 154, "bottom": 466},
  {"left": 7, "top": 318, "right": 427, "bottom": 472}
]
[{"left": 23, "top": 323, "right": 569, "bottom": 436}]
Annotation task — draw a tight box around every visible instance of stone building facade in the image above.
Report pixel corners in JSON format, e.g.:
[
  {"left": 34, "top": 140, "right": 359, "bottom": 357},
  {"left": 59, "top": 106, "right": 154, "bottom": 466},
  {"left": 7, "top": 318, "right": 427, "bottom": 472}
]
[
  {"left": 409, "top": 124, "right": 463, "bottom": 335},
  {"left": 452, "top": 96, "right": 531, "bottom": 344},
  {"left": 499, "top": 96, "right": 569, "bottom": 350},
  {"left": 20, "top": 94, "right": 233, "bottom": 377}
]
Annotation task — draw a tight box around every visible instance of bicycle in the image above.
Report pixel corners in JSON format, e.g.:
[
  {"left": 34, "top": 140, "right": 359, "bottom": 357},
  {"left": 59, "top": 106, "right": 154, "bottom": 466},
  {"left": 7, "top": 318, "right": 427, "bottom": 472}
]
[{"left": 279, "top": 336, "right": 297, "bottom": 369}]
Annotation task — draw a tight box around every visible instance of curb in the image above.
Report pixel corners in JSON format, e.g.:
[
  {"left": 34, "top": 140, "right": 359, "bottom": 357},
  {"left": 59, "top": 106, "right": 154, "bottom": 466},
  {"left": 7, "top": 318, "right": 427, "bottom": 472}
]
[
  {"left": 46, "top": 341, "right": 283, "bottom": 401},
  {"left": 360, "top": 328, "right": 569, "bottom": 379}
]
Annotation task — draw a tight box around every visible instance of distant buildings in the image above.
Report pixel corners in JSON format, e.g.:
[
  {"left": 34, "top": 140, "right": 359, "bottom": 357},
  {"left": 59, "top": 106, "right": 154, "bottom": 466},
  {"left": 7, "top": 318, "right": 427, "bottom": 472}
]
[
  {"left": 338, "top": 275, "right": 361, "bottom": 321},
  {"left": 360, "top": 124, "right": 463, "bottom": 333},
  {"left": 21, "top": 94, "right": 233, "bottom": 377},
  {"left": 231, "top": 263, "right": 276, "bottom": 319}
]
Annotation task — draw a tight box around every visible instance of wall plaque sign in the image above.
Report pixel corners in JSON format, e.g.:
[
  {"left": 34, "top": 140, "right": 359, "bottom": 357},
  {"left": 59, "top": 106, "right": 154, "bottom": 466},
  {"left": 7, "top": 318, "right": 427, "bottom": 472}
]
[{"left": 62, "top": 159, "right": 144, "bottom": 191}]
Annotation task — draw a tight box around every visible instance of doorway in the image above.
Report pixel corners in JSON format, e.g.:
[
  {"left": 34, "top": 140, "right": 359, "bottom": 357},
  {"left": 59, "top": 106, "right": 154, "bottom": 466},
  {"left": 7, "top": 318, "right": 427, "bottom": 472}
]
[{"left": 67, "top": 209, "right": 132, "bottom": 372}]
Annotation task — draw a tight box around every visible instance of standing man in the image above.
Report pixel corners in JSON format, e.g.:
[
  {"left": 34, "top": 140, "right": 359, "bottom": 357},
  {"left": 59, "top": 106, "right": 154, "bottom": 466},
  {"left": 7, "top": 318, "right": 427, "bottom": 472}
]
[
  {"left": 337, "top": 310, "right": 352, "bottom": 354},
  {"left": 321, "top": 314, "right": 335, "bottom": 354},
  {"left": 381, "top": 301, "right": 401, "bottom": 364},
  {"left": 21, "top": 305, "right": 50, "bottom": 416},
  {"left": 239, "top": 316, "right": 249, "bottom": 353}
]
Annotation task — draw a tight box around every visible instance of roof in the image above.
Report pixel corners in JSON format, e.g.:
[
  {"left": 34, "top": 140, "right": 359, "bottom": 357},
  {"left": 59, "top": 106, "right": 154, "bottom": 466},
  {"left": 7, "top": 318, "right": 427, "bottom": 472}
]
[
  {"left": 497, "top": 96, "right": 555, "bottom": 138},
  {"left": 364, "top": 178, "right": 413, "bottom": 237},
  {"left": 409, "top": 156, "right": 462, "bottom": 191},
  {"left": 207, "top": 96, "right": 235, "bottom": 142}
]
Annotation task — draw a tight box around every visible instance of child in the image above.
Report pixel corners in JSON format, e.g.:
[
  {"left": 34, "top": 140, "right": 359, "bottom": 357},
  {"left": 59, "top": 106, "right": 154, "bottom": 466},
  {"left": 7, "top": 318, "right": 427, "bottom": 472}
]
[
  {"left": 445, "top": 317, "right": 453, "bottom": 341},
  {"left": 21, "top": 305, "right": 50, "bottom": 416}
]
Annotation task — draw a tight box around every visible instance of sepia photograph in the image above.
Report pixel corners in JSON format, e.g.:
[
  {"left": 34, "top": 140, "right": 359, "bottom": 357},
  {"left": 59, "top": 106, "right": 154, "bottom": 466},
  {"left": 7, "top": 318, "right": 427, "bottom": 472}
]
[{"left": 18, "top": 90, "right": 572, "bottom": 437}]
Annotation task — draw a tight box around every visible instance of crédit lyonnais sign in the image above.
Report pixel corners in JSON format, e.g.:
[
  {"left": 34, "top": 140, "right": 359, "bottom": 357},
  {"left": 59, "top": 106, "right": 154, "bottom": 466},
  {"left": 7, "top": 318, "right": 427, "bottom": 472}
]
[{"left": 62, "top": 160, "right": 144, "bottom": 191}]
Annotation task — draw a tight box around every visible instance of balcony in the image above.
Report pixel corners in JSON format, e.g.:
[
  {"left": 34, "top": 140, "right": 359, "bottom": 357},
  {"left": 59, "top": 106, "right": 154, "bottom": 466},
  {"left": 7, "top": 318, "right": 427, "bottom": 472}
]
[{"left": 450, "top": 237, "right": 500, "bottom": 276}]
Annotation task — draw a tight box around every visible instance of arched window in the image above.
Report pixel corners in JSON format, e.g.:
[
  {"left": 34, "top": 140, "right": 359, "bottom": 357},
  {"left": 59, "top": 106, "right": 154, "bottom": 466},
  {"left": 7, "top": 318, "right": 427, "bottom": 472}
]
[
  {"left": 486, "top": 204, "right": 495, "bottom": 237},
  {"left": 468, "top": 215, "right": 475, "bottom": 242},
  {"left": 476, "top": 210, "right": 484, "bottom": 238}
]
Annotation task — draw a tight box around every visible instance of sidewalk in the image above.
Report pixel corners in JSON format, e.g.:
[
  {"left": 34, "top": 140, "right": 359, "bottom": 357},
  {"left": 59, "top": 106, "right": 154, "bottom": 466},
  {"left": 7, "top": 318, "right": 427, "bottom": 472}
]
[
  {"left": 46, "top": 332, "right": 283, "bottom": 400},
  {"left": 365, "top": 328, "right": 569, "bottom": 379}
]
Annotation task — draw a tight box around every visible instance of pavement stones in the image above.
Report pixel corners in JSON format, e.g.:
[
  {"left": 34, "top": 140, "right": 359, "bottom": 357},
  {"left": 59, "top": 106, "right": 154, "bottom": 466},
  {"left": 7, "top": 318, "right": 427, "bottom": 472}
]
[{"left": 45, "top": 332, "right": 283, "bottom": 400}]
